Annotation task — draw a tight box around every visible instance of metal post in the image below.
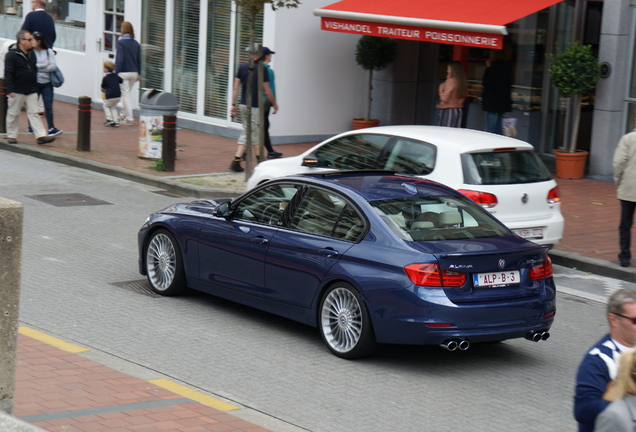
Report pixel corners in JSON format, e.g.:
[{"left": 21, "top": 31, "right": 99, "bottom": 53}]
[
  {"left": 0, "top": 197, "right": 23, "bottom": 415},
  {"left": 162, "top": 113, "right": 176, "bottom": 172},
  {"left": 0, "top": 78, "right": 7, "bottom": 134},
  {"left": 77, "top": 96, "right": 91, "bottom": 152}
]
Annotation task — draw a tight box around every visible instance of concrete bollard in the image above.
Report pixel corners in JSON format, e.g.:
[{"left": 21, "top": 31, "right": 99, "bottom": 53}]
[
  {"left": 0, "top": 78, "right": 7, "bottom": 134},
  {"left": 162, "top": 113, "right": 176, "bottom": 172},
  {"left": 0, "top": 198, "right": 23, "bottom": 415},
  {"left": 77, "top": 96, "right": 91, "bottom": 152}
]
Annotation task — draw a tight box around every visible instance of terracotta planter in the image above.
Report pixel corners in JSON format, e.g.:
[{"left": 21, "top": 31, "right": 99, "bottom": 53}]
[
  {"left": 352, "top": 118, "right": 380, "bottom": 130},
  {"left": 554, "top": 149, "right": 589, "bottom": 180}
]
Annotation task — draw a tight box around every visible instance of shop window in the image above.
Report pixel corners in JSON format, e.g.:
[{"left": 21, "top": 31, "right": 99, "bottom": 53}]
[
  {"left": 50, "top": 1, "right": 86, "bottom": 51},
  {"left": 141, "top": 0, "right": 166, "bottom": 92},
  {"left": 103, "top": 0, "right": 124, "bottom": 53},
  {"left": 0, "top": 1, "right": 23, "bottom": 41},
  {"left": 173, "top": 0, "right": 200, "bottom": 114},
  {"left": 204, "top": 0, "right": 232, "bottom": 119}
]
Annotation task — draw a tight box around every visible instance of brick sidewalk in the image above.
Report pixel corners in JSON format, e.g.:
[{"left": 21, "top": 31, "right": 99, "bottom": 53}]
[{"left": 14, "top": 330, "right": 271, "bottom": 432}]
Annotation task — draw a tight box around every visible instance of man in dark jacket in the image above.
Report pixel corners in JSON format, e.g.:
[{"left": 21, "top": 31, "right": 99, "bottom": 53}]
[
  {"left": 4, "top": 30, "right": 54, "bottom": 145},
  {"left": 482, "top": 49, "right": 512, "bottom": 135},
  {"left": 21, "top": 0, "right": 56, "bottom": 48}
]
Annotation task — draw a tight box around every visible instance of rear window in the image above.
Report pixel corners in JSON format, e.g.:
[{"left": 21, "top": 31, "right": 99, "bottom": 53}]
[
  {"left": 370, "top": 195, "right": 510, "bottom": 242},
  {"left": 461, "top": 150, "right": 551, "bottom": 185}
]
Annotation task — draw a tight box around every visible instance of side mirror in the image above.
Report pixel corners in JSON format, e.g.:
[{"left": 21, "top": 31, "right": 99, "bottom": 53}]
[
  {"left": 301, "top": 153, "right": 319, "bottom": 167},
  {"left": 213, "top": 201, "right": 231, "bottom": 218}
]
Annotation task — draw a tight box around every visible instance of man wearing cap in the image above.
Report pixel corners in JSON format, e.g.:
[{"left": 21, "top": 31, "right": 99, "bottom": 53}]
[
  {"left": 229, "top": 47, "right": 279, "bottom": 173},
  {"left": 262, "top": 48, "right": 282, "bottom": 159}
]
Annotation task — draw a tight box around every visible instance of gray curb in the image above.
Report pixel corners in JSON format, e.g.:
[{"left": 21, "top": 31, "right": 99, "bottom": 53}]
[
  {"left": 0, "top": 140, "right": 243, "bottom": 199},
  {"left": 3, "top": 138, "right": 635, "bottom": 283}
]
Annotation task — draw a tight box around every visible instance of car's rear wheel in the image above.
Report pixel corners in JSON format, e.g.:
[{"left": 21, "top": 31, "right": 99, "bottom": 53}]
[
  {"left": 319, "top": 283, "right": 377, "bottom": 359},
  {"left": 145, "top": 229, "right": 186, "bottom": 296}
]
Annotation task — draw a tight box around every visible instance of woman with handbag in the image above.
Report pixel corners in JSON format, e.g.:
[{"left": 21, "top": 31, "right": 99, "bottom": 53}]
[{"left": 30, "top": 31, "right": 62, "bottom": 136}]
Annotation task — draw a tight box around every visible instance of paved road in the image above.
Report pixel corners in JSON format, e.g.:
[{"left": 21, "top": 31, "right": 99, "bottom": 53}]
[{"left": 3, "top": 151, "right": 636, "bottom": 432}]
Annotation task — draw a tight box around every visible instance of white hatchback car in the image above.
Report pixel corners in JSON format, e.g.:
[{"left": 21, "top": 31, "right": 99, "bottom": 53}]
[{"left": 247, "top": 126, "right": 563, "bottom": 247}]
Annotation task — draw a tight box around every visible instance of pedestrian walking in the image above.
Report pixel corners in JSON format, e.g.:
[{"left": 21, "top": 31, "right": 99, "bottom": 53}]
[
  {"left": 482, "top": 48, "right": 512, "bottom": 135},
  {"left": 229, "top": 48, "right": 278, "bottom": 173},
  {"left": 595, "top": 347, "right": 636, "bottom": 432},
  {"left": 101, "top": 60, "right": 123, "bottom": 127},
  {"left": 262, "top": 47, "right": 282, "bottom": 159},
  {"left": 436, "top": 60, "right": 468, "bottom": 128},
  {"left": 21, "top": 0, "right": 56, "bottom": 48},
  {"left": 30, "top": 31, "right": 62, "bottom": 136},
  {"left": 114, "top": 21, "right": 140, "bottom": 126},
  {"left": 4, "top": 30, "right": 54, "bottom": 145},
  {"left": 613, "top": 123, "right": 636, "bottom": 267},
  {"left": 574, "top": 289, "right": 636, "bottom": 431}
]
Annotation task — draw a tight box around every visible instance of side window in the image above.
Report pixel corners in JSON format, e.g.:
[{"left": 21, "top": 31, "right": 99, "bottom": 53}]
[
  {"left": 314, "top": 134, "right": 391, "bottom": 170},
  {"left": 381, "top": 138, "right": 436, "bottom": 175},
  {"left": 234, "top": 184, "right": 301, "bottom": 226},
  {"left": 289, "top": 189, "right": 363, "bottom": 241}
]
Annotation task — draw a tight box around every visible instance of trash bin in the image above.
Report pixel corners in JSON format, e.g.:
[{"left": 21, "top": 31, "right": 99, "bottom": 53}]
[{"left": 138, "top": 90, "right": 179, "bottom": 158}]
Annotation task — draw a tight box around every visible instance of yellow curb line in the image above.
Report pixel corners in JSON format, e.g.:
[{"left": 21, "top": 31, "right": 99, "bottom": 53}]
[
  {"left": 18, "top": 327, "right": 90, "bottom": 353},
  {"left": 148, "top": 378, "right": 239, "bottom": 411}
]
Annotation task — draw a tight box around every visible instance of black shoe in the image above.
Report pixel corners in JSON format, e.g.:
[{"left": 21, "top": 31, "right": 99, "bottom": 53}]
[
  {"left": 7, "top": 138, "right": 17, "bottom": 144},
  {"left": 621, "top": 262, "right": 630, "bottom": 268},
  {"left": 268, "top": 151, "right": 283, "bottom": 159},
  {"left": 229, "top": 159, "right": 244, "bottom": 172},
  {"left": 36, "top": 136, "right": 55, "bottom": 145}
]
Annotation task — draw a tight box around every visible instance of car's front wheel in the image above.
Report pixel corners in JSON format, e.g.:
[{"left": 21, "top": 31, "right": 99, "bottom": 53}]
[
  {"left": 145, "top": 229, "right": 186, "bottom": 296},
  {"left": 319, "top": 283, "right": 377, "bottom": 359}
]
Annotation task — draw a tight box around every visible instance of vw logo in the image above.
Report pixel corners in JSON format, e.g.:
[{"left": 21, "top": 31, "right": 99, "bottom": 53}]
[
  {"left": 498, "top": 259, "right": 505, "bottom": 269},
  {"left": 521, "top": 193, "right": 528, "bottom": 204}
]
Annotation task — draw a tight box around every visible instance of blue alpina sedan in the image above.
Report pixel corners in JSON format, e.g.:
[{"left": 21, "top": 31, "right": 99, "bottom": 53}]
[{"left": 138, "top": 172, "right": 556, "bottom": 359}]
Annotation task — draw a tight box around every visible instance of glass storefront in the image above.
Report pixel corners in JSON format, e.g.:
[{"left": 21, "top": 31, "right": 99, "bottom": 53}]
[{"left": 437, "top": 0, "right": 601, "bottom": 156}]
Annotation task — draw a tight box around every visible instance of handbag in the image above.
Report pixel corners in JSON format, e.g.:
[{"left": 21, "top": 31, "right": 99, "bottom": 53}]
[
  {"left": 50, "top": 66, "right": 64, "bottom": 88},
  {"left": 46, "top": 50, "right": 64, "bottom": 88}
]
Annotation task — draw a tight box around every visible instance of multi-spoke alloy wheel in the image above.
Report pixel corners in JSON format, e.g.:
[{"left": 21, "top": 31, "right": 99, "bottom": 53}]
[
  {"left": 145, "top": 229, "right": 186, "bottom": 296},
  {"left": 320, "top": 283, "right": 376, "bottom": 359}
]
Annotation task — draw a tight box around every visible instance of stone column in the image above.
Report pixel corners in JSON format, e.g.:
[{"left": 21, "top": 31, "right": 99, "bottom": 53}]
[
  {"left": 590, "top": 0, "right": 631, "bottom": 178},
  {"left": 0, "top": 198, "right": 23, "bottom": 415}
]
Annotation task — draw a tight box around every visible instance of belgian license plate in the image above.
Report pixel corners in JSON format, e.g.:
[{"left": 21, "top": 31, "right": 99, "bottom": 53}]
[
  {"left": 473, "top": 270, "right": 520, "bottom": 287},
  {"left": 512, "top": 227, "right": 544, "bottom": 240}
]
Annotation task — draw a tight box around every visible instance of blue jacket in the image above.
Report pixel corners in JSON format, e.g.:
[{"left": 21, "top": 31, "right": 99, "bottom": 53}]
[
  {"left": 574, "top": 334, "right": 623, "bottom": 432},
  {"left": 114, "top": 36, "right": 140, "bottom": 74},
  {"left": 101, "top": 72, "right": 123, "bottom": 100}
]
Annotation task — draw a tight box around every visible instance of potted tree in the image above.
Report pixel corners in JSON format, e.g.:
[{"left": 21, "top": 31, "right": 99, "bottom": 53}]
[
  {"left": 548, "top": 41, "right": 601, "bottom": 179},
  {"left": 353, "top": 35, "right": 397, "bottom": 130}
]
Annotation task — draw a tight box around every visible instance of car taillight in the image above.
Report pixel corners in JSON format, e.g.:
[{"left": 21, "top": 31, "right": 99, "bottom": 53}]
[
  {"left": 530, "top": 255, "right": 553, "bottom": 280},
  {"left": 457, "top": 189, "right": 498, "bottom": 208},
  {"left": 404, "top": 263, "right": 466, "bottom": 287},
  {"left": 547, "top": 186, "right": 561, "bottom": 204}
]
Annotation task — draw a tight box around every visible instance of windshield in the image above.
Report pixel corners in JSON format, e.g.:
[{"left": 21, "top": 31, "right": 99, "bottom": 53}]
[
  {"left": 461, "top": 150, "right": 551, "bottom": 185},
  {"left": 370, "top": 195, "right": 510, "bottom": 241}
]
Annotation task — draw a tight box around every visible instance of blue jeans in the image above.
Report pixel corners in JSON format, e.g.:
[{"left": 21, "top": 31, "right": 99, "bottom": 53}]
[
  {"left": 485, "top": 112, "right": 503, "bottom": 135},
  {"left": 37, "top": 82, "right": 55, "bottom": 130}
]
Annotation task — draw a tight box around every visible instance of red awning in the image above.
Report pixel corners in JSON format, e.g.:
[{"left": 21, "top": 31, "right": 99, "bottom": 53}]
[{"left": 314, "top": 0, "right": 562, "bottom": 49}]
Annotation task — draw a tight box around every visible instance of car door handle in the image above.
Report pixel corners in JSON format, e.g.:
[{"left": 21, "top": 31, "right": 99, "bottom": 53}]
[
  {"left": 251, "top": 236, "right": 269, "bottom": 245},
  {"left": 320, "top": 248, "right": 339, "bottom": 258}
]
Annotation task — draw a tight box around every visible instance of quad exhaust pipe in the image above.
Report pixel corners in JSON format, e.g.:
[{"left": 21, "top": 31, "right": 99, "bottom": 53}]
[
  {"left": 525, "top": 331, "right": 550, "bottom": 342},
  {"left": 440, "top": 339, "right": 470, "bottom": 351}
]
